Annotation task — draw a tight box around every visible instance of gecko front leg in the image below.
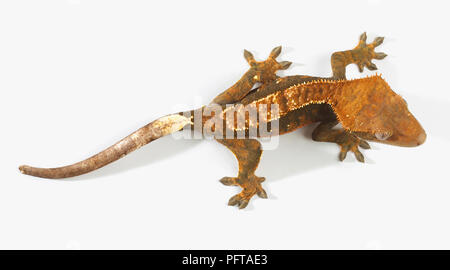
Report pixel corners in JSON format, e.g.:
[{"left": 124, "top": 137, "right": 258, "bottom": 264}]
[
  {"left": 312, "top": 120, "right": 371, "bottom": 162},
  {"left": 212, "top": 46, "right": 292, "bottom": 105},
  {"left": 331, "top": 32, "right": 387, "bottom": 79},
  {"left": 217, "top": 139, "right": 267, "bottom": 209}
]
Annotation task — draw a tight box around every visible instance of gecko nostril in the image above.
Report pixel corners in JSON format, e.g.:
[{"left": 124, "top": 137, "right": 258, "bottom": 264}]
[{"left": 416, "top": 131, "right": 426, "bottom": 146}]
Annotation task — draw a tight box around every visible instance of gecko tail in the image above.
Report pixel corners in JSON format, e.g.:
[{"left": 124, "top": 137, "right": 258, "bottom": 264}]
[{"left": 19, "top": 113, "right": 192, "bottom": 179}]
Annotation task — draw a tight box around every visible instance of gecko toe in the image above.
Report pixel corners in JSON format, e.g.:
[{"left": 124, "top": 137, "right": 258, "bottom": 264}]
[
  {"left": 339, "top": 145, "right": 350, "bottom": 161},
  {"left": 359, "top": 32, "right": 367, "bottom": 43},
  {"left": 227, "top": 194, "right": 250, "bottom": 209},
  {"left": 278, "top": 61, "right": 292, "bottom": 70},
  {"left": 228, "top": 194, "right": 241, "bottom": 206},
  {"left": 366, "top": 62, "right": 378, "bottom": 70},
  {"left": 219, "top": 177, "right": 238, "bottom": 186},
  {"left": 375, "top": 52, "right": 388, "bottom": 59},
  {"left": 270, "top": 46, "right": 282, "bottom": 59},
  {"left": 359, "top": 140, "right": 371, "bottom": 149},
  {"left": 353, "top": 149, "right": 365, "bottom": 163},
  {"left": 339, "top": 150, "right": 347, "bottom": 161},
  {"left": 238, "top": 200, "right": 249, "bottom": 209},
  {"left": 372, "top": 37, "right": 384, "bottom": 47},
  {"left": 256, "top": 188, "right": 268, "bottom": 199}
]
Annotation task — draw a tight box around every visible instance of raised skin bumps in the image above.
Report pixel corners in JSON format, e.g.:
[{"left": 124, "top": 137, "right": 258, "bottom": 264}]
[{"left": 19, "top": 33, "right": 426, "bottom": 209}]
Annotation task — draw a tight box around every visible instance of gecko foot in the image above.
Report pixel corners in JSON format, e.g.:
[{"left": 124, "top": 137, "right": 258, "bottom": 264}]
[
  {"left": 353, "top": 32, "right": 387, "bottom": 72},
  {"left": 336, "top": 132, "right": 371, "bottom": 163},
  {"left": 244, "top": 46, "right": 292, "bottom": 84},
  {"left": 220, "top": 175, "right": 267, "bottom": 209}
]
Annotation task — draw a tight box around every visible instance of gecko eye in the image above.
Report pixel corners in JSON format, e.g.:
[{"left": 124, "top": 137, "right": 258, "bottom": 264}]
[{"left": 375, "top": 131, "right": 391, "bottom": 141}]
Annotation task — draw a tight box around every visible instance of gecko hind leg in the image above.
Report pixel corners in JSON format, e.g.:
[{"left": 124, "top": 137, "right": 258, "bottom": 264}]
[
  {"left": 217, "top": 139, "right": 267, "bottom": 209},
  {"left": 312, "top": 120, "right": 371, "bottom": 162}
]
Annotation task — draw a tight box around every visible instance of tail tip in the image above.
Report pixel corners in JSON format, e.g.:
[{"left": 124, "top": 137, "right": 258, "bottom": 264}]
[{"left": 19, "top": 165, "right": 28, "bottom": 174}]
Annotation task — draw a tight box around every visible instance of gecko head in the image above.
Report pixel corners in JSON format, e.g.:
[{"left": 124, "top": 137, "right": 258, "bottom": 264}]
[
  {"left": 347, "top": 76, "right": 426, "bottom": 147},
  {"left": 370, "top": 94, "right": 426, "bottom": 147}
]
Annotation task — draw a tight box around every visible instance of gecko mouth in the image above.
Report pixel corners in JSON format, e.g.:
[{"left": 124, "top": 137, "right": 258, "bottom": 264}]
[
  {"left": 382, "top": 128, "right": 426, "bottom": 147},
  {"left": 401, "top": 123, "right": 426, "bottom": 147}
]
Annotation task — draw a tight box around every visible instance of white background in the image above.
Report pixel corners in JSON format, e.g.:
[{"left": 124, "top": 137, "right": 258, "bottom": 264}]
[{"left": 0, "top": 0, "right": 449, "bottom": 249}]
